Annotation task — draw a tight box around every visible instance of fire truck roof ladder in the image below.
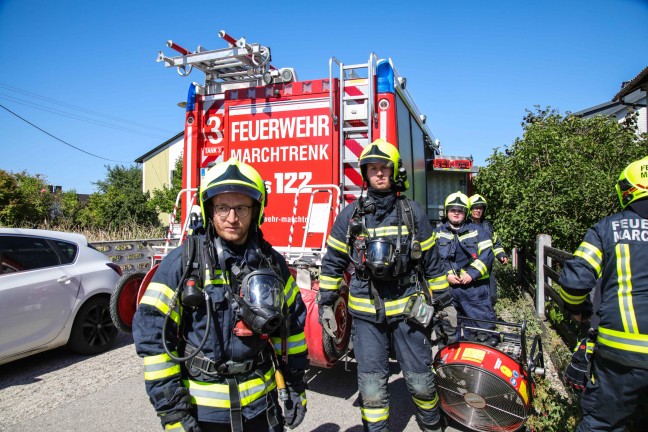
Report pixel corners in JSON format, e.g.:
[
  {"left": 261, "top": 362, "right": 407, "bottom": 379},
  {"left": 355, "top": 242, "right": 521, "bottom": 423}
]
[
  {"left": 157, "top": 30, "right": 273, "bottom": 87},
  {"left": 330, "top": 54, "right": 379, "bottom": 204}
]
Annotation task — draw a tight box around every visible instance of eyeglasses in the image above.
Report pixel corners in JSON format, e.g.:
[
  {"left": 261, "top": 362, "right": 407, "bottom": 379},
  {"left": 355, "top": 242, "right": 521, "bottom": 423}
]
[{"left": 214, "top": 204, "right": 252, "bottom": 218}]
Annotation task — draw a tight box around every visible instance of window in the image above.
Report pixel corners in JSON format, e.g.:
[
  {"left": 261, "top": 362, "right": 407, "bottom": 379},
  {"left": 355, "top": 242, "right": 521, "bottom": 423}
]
[
  {"left": 53, "top": 240, "right": 78, "bottom": 264},
  {"left": 0, "top": 236, "right": 61, "bottom": 274}
]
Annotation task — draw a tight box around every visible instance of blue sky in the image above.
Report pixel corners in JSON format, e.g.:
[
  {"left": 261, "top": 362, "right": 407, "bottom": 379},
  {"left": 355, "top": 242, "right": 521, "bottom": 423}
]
[{"left": 1, "top": 0, "right": 647, "bottom": 194}]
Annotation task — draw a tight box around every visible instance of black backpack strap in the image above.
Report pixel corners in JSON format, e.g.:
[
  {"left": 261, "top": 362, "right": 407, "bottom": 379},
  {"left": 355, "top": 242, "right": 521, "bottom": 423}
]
[{"left": 399, "top": 198, "right": 417, "bottom": 238}]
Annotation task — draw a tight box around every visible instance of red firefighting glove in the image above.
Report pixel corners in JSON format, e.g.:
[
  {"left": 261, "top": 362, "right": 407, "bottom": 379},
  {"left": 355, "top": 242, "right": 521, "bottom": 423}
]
[{"left": 563, "top": 337, "right": 594, "bottom": 392}]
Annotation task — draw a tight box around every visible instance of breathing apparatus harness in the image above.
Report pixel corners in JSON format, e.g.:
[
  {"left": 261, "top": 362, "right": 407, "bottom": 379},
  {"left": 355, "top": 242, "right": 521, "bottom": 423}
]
[{"left": 346, "top": 188, "right": 433, "bottom": 323}]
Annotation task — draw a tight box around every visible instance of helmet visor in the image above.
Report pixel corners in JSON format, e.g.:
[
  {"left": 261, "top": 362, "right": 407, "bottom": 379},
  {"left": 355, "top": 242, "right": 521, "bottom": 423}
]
[{"left": 242, "top": 270, "right": 285, "bottom": 309}]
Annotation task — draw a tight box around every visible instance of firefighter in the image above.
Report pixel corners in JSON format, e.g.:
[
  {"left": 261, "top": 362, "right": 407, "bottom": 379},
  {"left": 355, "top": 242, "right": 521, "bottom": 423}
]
[
  {"left": 435, "top": 192, "right": 495, "bottom": 338},
  {"left": 317, "top": 139, "right": 451, "bottom": 432},
  {"left": 558, "top": 156, "right": 648, "bottom": 432},
  {"left": 133, "top": 158, "right": 308, "bottom": 432},
  {"left": 468, "top": 194, "right": 509, "bottom": 305}
]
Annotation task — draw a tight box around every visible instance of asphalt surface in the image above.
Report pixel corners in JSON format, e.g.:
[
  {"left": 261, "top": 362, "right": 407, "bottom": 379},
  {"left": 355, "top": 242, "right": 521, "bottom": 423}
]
[{"left": 0, "top": 333, "right": 471, "bottom": 432}]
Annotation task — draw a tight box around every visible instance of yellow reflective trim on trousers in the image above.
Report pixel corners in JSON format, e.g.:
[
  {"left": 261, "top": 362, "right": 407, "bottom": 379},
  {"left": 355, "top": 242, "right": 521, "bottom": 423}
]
[
  {"left": 428, "top": 276, "right": 449, "bottom": 291},
  {"left": 319, "top": 275, "right": 342, "bottom": 291},
  {"left": 326, "top": 235, "right": 348, "bottom": 253},
  {"left": 349, "top": 294, "right": 377, "bottom": 313},
  {"left": 616, "top": 244, "right": 639, "bottom": 333},
  {"left": 412, "top": 393, "right": 439, "bottom": 410},
  {"left": 470, "top": 259, "right": 487, "bottom": 276},
  {"left": 271, "top": 332, "right": 307, "bottom": 355},
  {"left": 139, "top": 282, "right": 181, "bottom": 325},
  {"left": 421, "top": 234, "right": 436, "bottom": 251},
  {"left": 558, "top": 287, "right": 589, "bottom": 305},
  {"left": 184, "top": 367, "right": 277, "bottom": 408},
  {"left": 478, "top": 239, "right": 492, "bottom": 254},
  {"left": 575, "top": 241, "right": 603, "bottom": 277},
  {"left": 598, "top": 326, "right": 648, "bottom": 354},
  {"left": 284, "top": 275, "right": 299, "bottom": 308},
  {"left": 367, "top": 226, "right": 409, "bottom": 237},
  {"left": 143, "top": 352, "right": 182, "bottom": 381},
  {"left": 361, "top": 406, "right": 389, "bottom": 422}
]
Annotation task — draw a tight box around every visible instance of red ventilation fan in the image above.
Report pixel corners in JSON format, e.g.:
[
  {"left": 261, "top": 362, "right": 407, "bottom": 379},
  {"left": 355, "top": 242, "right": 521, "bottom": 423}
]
[{"left": 434, "top": 319, "right": 545, "bottom": 432}]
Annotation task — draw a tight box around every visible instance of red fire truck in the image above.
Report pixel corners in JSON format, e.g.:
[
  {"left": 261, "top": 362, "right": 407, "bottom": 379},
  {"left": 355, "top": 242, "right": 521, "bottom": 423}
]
[{"left": 111, "top": 30, "right": 475, "bottom": 368}]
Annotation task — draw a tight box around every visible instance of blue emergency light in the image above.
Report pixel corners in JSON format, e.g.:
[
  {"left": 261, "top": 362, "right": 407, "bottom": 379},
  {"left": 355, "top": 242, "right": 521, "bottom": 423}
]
[
  {"left": 186, "top": 83, "right": 197, "bottom": 111},
  {"left": 376, "top": 59, "right": 395, "bottom": 94}
]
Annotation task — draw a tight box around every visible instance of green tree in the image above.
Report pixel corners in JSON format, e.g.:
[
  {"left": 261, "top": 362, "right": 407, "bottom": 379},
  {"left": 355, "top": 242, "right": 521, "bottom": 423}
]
[
  {"left": 474, "top": 106, "right": 647, "bottom": 253},
  {"left": 78, "top": 164, "right": 159, "bottom": 229},
  {"left": 0, "top": 169, "right": 53, "bottom": 227}
]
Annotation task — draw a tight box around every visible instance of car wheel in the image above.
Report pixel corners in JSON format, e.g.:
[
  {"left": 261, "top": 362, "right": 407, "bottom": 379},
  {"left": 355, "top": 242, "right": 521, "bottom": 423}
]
[
  {"left": 67, "top": 296, "right": 118, "bottom": 355},
  {"left": 110, "top": 271, "right": 146, "bottom": 334}
]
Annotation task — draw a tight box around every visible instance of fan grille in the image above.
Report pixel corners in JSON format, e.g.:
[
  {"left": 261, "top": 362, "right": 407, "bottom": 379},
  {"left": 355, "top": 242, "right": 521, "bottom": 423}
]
[{"left": 436, "top": 363, "right": 529, "bottom": 432}]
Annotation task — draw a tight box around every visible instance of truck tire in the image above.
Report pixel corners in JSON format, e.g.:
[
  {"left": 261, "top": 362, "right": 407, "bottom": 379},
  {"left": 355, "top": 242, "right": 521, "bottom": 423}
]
[
  {"left": 110, "top": 271, "right": 146, "bottom": 334},
  {"left": 322, "top": 286, "right": 351, "bottom": 360}
]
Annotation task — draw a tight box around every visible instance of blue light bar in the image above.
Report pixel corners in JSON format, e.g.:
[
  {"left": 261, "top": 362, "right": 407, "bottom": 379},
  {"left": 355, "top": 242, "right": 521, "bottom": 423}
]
[
  {"left": 186, "top": 83, "right": 196, "bottom": 111},
  {"left": 376, "top": 59, "right": 394, "bottom": 94}
]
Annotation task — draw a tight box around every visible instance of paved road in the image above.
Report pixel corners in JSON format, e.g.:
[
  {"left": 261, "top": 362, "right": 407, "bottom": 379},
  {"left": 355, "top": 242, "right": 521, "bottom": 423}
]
[{"left": 0, "top": 333, "right": 470, "bottom": 432}]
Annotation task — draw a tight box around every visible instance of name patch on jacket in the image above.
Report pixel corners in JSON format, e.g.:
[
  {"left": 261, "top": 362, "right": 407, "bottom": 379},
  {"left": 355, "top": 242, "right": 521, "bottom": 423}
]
[{"left": 611, "top": 219, "right": 648, "bottom": 242}]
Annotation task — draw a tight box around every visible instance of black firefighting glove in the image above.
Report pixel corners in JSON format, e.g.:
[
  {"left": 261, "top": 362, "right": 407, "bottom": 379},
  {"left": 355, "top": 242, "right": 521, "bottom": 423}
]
[
  {"left": 157, "top": 387, "right": 201, "bottom": 432},
  {"left": 163, "top": 413, "right": 201, "bottom": 432},
  {"left": 563, "top": 337, "right": 594, "bottom": 392},
  {"left": 283, "top": 370, "right": 307, "bottom": 429},
  {"left": 316, "top": 291, "right": 338, "bottom": 338},
  {"left": 319, "top": 305, "right": 338, "bottom": 338}
]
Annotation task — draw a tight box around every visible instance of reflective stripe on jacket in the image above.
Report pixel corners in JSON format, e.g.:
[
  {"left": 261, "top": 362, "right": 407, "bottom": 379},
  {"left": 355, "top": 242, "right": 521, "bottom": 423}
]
[{"left": 559, "top": 209, "right": 648, "bottom": 368}]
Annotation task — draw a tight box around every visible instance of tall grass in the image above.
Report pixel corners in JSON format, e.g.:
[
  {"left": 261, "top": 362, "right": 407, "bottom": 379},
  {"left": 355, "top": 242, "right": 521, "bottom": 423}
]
[{"left": 35, "top": 221, "right": 166, "bottom": 243}]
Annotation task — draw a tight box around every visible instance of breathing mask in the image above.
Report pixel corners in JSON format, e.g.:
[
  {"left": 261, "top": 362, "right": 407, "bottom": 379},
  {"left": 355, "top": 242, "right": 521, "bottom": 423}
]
[
  {"left": 236, "top": 267, "right": 285, "bottom": 335},
  {"left": 364, "top": 238, "right": 396, "bottom": 279}
]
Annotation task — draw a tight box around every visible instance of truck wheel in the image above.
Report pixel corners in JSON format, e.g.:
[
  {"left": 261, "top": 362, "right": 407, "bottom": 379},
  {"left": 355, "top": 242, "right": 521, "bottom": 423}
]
[
  {"left": 110, "top": 271, "right": 146, "bottom": 334},
  {"left": 67, "top": 296, "right": 118, "bottom": 355},
  {"left": 322, "top": 287, "right": 351, "bottom": 360}
]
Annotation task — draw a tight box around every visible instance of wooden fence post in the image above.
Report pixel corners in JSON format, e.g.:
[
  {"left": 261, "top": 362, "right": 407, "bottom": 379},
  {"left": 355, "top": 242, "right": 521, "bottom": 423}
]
[{"left": 535, "top": 234, "right": 551, "bottom": 319}]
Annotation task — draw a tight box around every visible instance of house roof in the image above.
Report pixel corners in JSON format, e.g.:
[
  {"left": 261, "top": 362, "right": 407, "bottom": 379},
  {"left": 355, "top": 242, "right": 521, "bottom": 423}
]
[
  {"left": 134, "top": 131, "right": 184, "bottom": 163},
  {"left": 613, "top": 65, "right": 648, "bottom": 101},
  {"left": 572, "top": 100, "right": 623, "bottom": 117}
]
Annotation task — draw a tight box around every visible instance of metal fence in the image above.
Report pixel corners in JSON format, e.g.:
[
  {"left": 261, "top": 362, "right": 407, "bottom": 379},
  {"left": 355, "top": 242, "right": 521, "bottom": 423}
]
[{"left": 514, "top": 234, "right": 590, "bottom": 349}]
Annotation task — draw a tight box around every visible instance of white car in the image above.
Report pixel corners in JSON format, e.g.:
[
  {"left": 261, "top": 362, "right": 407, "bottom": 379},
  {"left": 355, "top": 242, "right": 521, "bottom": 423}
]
[{"left": 0, "top": 228, "right": 122, "bottom": 365}]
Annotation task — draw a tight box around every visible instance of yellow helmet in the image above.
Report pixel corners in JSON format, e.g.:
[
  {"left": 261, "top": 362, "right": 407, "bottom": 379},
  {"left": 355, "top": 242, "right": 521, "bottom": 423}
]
[
  {"left": 616, "top": 156, "right": 648, "bottom": 209},
  {"left": 199, "top": 157, "right": 267, "bottom": 226},
  {"left": 444, "top": 191, "right": 470, "bottom": 214},
  {"left": 469, "top": 194, "right": 487, "bottom": 209},
  {"left": 359, "top": 138, "right": 408, "bottom": 191}
]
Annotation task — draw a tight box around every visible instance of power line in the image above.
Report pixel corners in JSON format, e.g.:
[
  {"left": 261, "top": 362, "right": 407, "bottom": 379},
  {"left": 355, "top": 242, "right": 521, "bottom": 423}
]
[
  {"left": 0, "top": 94, "right": 169, "bottom": 139},
  {"left": 1, "top": 104, "right": 133, "bottom": 163},
  {"left": 0, "top": 82, "right": 174, "bottom": 134}
]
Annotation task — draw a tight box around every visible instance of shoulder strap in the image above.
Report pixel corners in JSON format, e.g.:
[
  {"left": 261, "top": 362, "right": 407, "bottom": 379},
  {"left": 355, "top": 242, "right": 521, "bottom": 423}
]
[{"left": 400, "top": 198, "right": 417, "bottom": 237}]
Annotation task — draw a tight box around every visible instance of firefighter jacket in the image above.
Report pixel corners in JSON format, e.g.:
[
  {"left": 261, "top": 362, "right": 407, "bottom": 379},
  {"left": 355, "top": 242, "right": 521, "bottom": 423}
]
[
  {"left": 472, "top": 219, "right": 508, "bottom": 261},
  {"left": 318, "top": 189, "right": 450, "bottom": 324},
  {"left": 435, "top": 221, "right": 494, "bottom": 283},
  {"left": 132, "top": 234, "right": 308, "bottom": 424},
  {"left": 558, "top": 208, "right": 648, "bottom": 369}
]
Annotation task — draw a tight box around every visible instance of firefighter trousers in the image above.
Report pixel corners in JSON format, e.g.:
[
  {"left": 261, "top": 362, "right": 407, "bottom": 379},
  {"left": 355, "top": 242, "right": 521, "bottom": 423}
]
[
  {"left": 451, "top": 280, "right": 496, "bottom": 337},
  {"left": 352, "top": 317, "right": 441, "bottom": 432},
  {"left": 576, "top": 354, "right": 648, "bottom": 432}
]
